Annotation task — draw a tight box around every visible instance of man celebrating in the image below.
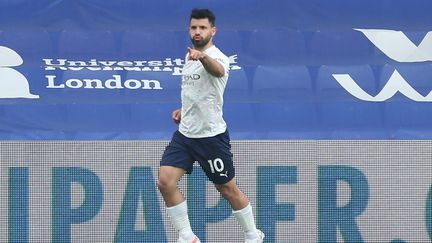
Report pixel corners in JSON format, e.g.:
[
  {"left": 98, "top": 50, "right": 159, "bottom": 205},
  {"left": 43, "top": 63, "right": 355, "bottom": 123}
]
[{"left": 157, "top": 8, "right": 264, "bottom": 243}]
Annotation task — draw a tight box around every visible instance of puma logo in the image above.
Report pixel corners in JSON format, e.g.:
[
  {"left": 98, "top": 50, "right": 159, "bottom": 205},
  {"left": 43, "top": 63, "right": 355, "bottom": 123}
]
[{"left": 219, "top": 171, "right": 228, "bottom": 177}]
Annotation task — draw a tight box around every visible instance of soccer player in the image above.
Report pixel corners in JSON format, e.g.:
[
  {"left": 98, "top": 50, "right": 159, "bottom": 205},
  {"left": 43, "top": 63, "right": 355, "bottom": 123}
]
[{"left": 157, "top": 8, "right": 265, "bottom": 243}]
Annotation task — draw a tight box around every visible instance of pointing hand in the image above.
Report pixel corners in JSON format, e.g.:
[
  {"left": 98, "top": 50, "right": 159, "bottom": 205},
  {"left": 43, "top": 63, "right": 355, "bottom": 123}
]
[{"left": 188, "top": 47, "right": 205, "bottom": 61}]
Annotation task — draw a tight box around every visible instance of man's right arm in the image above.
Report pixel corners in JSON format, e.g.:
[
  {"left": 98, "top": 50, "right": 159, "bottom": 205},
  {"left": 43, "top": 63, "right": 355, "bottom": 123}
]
[{"left": 188, "top": 47, "right": 225, "bottom": 78}]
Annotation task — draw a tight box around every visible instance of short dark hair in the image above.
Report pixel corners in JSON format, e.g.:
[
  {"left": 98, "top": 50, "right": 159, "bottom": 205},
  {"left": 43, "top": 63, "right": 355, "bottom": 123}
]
[{"left": 190, "top": 9, "right": 216, "bottom": 26}]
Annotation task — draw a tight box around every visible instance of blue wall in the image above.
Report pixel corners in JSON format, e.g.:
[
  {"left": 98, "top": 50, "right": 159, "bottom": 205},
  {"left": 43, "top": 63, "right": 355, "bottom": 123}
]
[{"left": 0, "top": 0, "right": 431, "bottom": 139}]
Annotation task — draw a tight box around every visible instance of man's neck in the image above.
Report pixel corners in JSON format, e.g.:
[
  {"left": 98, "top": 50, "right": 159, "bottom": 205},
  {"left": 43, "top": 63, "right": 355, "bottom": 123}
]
[{"left": 194, "top": 43, "right": 214, "bottom": 52}]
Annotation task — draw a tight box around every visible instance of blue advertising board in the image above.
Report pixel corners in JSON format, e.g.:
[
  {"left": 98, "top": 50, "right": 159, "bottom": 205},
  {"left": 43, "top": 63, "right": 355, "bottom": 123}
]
[{"left": 0, "top": 0, "right": 431, "bottom": 139}]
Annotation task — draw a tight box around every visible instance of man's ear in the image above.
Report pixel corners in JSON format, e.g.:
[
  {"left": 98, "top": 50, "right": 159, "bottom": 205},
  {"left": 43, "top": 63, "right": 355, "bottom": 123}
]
[{"left": 212, "top": 26, "right": 217, "bottom": 36}]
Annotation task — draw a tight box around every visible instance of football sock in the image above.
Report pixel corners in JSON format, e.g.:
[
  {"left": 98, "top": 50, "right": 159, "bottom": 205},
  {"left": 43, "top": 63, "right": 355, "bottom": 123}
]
[
  {"left": 167, "top": 200, "right": 195, "bottom": 240},
  {"left": 233, "top": 203, "right": 259, "bottom": 240}
]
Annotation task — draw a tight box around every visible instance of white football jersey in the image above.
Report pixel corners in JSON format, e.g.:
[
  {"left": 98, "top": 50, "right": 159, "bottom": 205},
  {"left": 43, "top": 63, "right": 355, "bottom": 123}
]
[{"left": 179, "top": 45, "right": 230, "bottom": 138}]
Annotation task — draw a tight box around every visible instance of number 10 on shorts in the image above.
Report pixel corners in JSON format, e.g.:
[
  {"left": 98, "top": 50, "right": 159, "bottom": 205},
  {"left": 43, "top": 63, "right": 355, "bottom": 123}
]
[{"left": 207, "top": 158, "right": 225, "bottom": 173}]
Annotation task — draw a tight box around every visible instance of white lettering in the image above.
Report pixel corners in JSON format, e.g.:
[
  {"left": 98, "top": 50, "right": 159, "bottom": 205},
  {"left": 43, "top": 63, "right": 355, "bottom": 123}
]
[
  {"left": 117, "top": 61, "right": 133, "bottom": 67},
  {"left": 44, "top": 66, "right": 67, "bottom": 71},
  {"left": 66, "top": 79, "right": 83, "bottom": 89},
  {"left": 68, "top": 61, "right": 87, "bottom": 66},
  {"left": 134, "top": 61, "right": 147, "bottom": 66},
  {"left": 87, "top": 67, "right": 102, "bottom": 71},
  {"left": 46, "top": 74, "right": 163, "bottom": 90},
  {"left": 124, "top": 79, "right": 141, "bottom": 89},
  {"left": 105, "top": 75, "right": 123, "bottom": 89},
  {"left": 172, "top": 67, "right": 182, "bottom": 76},
  {"left": 42, "top": 56, "right": 240, "bottom": 74},
  {"left": 43, "top": 59, "right": 66, "bottom": 66},
  {"left": 229, "top": 54, "right": 238, "bottom": 64},
  {"left": 88, "top": 59, "right": 99, "bottom": 66},
  {"left": 163, "top": 58, "right": 173, "bottom": 66},
  {"left": 98, "top": 61, "right": 117, "bottom": 67},
  {"left": 46, "top": 75, "right": 65, "bottom": 88},
  {"left": 173, "top": 58, "right": 184, "bottom": 66},
  {"left": 148, "top": 61, "right": 162, "bottom": 66},
  {"left": 124, "top": 67, "right": 142, "bottom": 71},
  {"left": 43, "top": 59, "right": 67, "bottom": 71},
  {"left": 230, "top": 65, "right": 241, "bottom": 70},
  {"left": 69, "top": 67, "right": 84, "bottom": 71},
  {"left": 83, "top": 78, "right": 104, "bottom": 89}
]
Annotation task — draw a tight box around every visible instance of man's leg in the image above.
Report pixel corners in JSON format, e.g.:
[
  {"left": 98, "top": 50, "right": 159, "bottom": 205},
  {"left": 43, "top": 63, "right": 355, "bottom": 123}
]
[
  {"left": 215, "top": 179, "right": 264, "bottom": 242},
  {"left": 192, "top": 130, "right": 264, "bottom": 242},
  {"left": 158, "top": 165, "right": 186, "bottom": 207},
  {"left": 158, "top": 166, "right": 199, "bottom": 242}
]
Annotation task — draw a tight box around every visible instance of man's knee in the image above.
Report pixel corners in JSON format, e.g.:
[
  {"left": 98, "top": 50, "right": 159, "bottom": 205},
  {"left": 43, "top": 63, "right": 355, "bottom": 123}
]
[
  {"left": 157, "top": 166, "right": 184, "bottom": 193},
  {"left": 157, "top": 177, "right": 172, "bottom": 193},
  {"left": 215, "top": 181, "right": 240, "bottom": 199}
]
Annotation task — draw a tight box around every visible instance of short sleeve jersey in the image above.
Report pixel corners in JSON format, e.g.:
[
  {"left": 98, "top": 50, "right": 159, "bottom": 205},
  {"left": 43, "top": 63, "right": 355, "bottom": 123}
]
[{"left": 179, "top": 45, "right": 230, "bottom": 138}]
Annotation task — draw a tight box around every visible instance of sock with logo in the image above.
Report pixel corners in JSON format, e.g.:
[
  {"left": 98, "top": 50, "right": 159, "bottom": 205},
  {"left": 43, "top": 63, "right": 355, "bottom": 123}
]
[
  {"left": 233, "top": 203, "right": 260, "bottom": 240},
  {"left": 167, "top": 200, "right": 196, "bottom": 241}
]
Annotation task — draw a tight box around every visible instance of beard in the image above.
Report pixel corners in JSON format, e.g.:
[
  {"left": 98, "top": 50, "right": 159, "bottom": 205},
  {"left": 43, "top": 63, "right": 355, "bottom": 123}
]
[{"left": 191, "top": 35, "right": 211, "bottom": 48}]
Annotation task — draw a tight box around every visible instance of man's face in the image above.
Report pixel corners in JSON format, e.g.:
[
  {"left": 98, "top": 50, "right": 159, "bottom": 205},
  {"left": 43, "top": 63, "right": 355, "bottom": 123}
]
[{"left": 189, "top": 18, "right": 216, "bottom": 48}]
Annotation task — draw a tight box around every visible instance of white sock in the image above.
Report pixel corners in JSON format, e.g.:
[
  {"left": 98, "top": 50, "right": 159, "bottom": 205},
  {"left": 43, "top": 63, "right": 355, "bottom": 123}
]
[
  {"left": 233, "top": 203, "right": 259, "bottom": 240},
  {"left": 167, "top": 200, "right": 195, "bottom": 240}
]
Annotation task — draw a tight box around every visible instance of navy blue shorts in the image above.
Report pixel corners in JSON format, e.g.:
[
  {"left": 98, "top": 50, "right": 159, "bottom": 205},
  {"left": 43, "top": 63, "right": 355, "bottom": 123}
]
[{"left": 160, "top": 130, "right": 235, "bottom": 185}]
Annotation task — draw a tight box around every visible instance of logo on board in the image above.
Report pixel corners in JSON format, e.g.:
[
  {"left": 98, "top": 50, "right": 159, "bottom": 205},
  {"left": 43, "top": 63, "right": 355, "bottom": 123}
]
[
  {"left": 0, "top": 46, "right": 39, "bottom": 99},
  {"left": 334, "top": 29, "right": 432, "bottom": 102}
]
